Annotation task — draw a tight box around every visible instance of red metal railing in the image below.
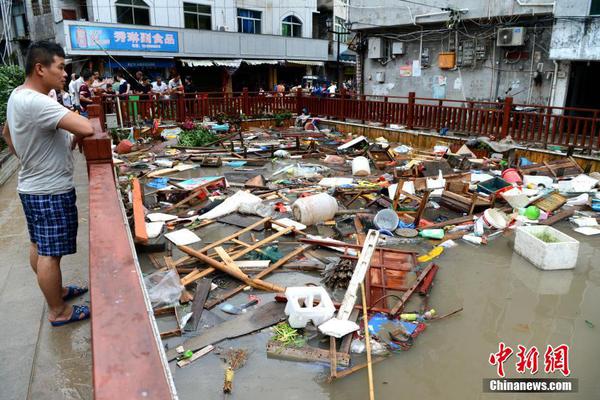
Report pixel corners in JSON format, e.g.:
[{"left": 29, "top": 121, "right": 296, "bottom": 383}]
[
  {"left": 84, "top": 105, "right": 176, "bottom": 400},
  {"left": 101, "top": 91, "right": 600, "bottom": 151}
]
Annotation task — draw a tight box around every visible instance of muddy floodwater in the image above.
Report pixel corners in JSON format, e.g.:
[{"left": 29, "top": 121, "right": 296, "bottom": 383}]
[{"left": 140, "top": 160, "right": 600, "bottom": 400}]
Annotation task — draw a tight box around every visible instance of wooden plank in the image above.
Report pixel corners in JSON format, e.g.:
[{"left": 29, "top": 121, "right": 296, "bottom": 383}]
[
  {"left": 186, "top": 279, "right": 212, "bottom": 332},
  {"left": 176, "top": 345, "right": 215, "bottom": 368},
  {"left": 266, "top": 341, "right": 350, "bottom": 367},
  {"left": 328, "top": 357, "right": 388, "bottom": 382},
  {"left": 204, "top": 245, "right": 311, "bottom": 309},
  {"left": 166, "top": 301, "right": 286, "bottom": 361},
  {"left": 131, "top": 178, "right": 148, "bottom": 243},
  {"left": 539, "top": 207, "right": 578, "bottom": 226},
  {"left": 389, "top": 263, "right": 435, "bottom": 316}
]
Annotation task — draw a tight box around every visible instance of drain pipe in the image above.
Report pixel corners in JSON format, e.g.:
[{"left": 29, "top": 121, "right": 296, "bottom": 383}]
[{"left": 548, "top": 60, "right": 559, "bottom": 109}]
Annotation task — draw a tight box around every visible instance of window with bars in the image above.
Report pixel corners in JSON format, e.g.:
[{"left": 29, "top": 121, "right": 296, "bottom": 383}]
[
  {"left": 334, "top": 17, "right": 349, "bottom": 43},
  {"left": 183, "top": 3, "right": 211, "bottom": 30},
  {"left": 41, "top": 0, "right": 51, "bottom": 14},
  {"left": 237, "top": 9, "right": 261, "bottom": 34},
  {"left": 116, "top": 0, "right": 150, "bottom": 25},
  {"left": 12, "top": 1, "right": 27, "bottom": 37},
  {"left": 31, "top": 0, "right": 41, "bottom": 16},
  {"left": 282, "top": 15, "right": 301, "bottom": 37}
]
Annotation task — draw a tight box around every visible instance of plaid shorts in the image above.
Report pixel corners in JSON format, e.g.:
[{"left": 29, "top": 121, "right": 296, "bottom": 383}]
[{"left": 19, "top": 189, "right": 78, "bottom": 257}]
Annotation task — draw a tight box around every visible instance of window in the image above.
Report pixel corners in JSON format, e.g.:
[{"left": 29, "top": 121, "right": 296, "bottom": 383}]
[
  {"left": 592, "top": 0, "right": 600, "bottom": 15},
  {"left": 12, "top": 1, "right": 27, "bottom": 37},
  {"left": 116, "top": 0, "right": 150, "bottom": 25},
  {"left": 237, "top": 9, "right": 261, "bottom": 34},
  {"left": 31, "top": 0, "right": 41, "bottom": 16},
  {"left": 42, "top": 0, "right": 51, "bottom": 14},
  {"left": 184, "top": 3, "right": 211, "bottom": 30},
  {"left": 282, "top": 15, "right": 301, "bottom": 37},
  {"left": 62, "top": 9, "right": 77, "bottom": 20},
  {"left": 334, "top": 16, "right": 349, "bottom": 44}
]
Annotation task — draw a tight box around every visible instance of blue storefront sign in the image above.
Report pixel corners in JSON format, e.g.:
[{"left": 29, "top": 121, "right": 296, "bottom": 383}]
[{"left": 69, "top": 25, "right": 179, "bottom": 53}]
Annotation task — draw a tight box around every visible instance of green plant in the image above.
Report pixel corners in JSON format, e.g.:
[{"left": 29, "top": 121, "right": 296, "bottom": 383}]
[
  {"left": 178, "top": 127, "right": 218, "bottom": 147},
  {"left": 274, "top": 110, "right": 292, "bottom": 127},
  {"left": 271, "top": 322, "right": 305, "bottom": 347},
  {"left": 0, "top": 65, "right": 25, "bottom": 150}
]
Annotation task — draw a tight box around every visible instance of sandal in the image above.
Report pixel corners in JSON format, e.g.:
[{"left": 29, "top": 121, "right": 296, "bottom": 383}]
[
  {"left": 50, "top": 305, "right": 91, "bottom": 327},
  {"left": 62, "top": 285, "right": 88, "bottom": 301}
]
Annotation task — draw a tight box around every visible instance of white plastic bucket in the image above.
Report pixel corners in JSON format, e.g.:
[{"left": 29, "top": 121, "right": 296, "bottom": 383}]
[
  {"left": 374, "top": 209, "right": 399, "bottom": 231},
  {"left": 482, "top": 208, "right": 509, "bottom": 229},
  {"left": 352, "top": 156, "right": 371, "bottom": 176},
  {"left": 292, "top": 193, "right": 339, "bottom": 226}
]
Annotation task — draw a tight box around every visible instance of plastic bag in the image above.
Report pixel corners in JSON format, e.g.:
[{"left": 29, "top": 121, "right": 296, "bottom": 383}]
[{"left": 144, "top": 269, "right": 184, "bottom": 308}]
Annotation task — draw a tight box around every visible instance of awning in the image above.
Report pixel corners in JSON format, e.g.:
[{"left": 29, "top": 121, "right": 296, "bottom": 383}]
[
  {"left": 287, "top": 60, "right": 325, "bottom": 67},
  {"left": 213, "top": 59, "right": 242, "bottom": 68},
  {"left": 181, "top": 59, "right": 214, "bottom": 67},
  {"left": 243, "top": 59, "right": 282, "bottom": 66}
]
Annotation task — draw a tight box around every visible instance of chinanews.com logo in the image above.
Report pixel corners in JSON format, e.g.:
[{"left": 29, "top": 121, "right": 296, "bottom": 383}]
[{"left": 483, "top": 342, "right": 578, "bottom": 393}]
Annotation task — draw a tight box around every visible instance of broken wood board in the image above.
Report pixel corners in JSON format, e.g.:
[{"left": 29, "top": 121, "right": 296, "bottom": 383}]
[
  {"left": 204, "top": 245, "right": 311, "bottom": 309},
  {"left": 177, "top": 345, "right": 215, "bottom": 368},
  {"left": 218, "top": 213, "right": 265, "bottom": 231},
  {"left": 389, "top": 263, "right": 436, "bottom": 316},
  {"left": 166, "top": 301, "right": 286, "bottom": 361},
  {"left": 185, "top": 279, "right": 212, "bottom": 332},
  {"left": 132, "top": 178, "right": 148, "bottom": 243},
  {"left": 266, "top": 341, "right": 350, "bottom": 367}
]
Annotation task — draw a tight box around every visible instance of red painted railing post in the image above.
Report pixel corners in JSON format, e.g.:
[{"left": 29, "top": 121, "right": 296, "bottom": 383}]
[
  {"left": 340, "top": 87, "right": 346, "bottom": 121},
  {"left": 242, "top": 87, "right": 249, "bottom": 116},
  {"left": 501, "top": 96, "right": 513, "bottom": 138},
  {"left": 407, "top": 92, "right": 416, "bottom": 130},
  {"left": 177, "top": 95, "right": 185, "bottom": 122},
  {"left": 296, "top": 87, "right": 303, "bottom": 115},
  {"left": 382, "top": 96, "right": 389, "bottom": 126}
]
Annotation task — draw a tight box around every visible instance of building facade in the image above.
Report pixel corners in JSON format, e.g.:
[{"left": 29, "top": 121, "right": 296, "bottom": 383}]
[
  {"left": 350, "top": 0, "right": 600, "bottom": 110},
  {"left": 3, "top": 0, "right": 343, "bottom": 92}
]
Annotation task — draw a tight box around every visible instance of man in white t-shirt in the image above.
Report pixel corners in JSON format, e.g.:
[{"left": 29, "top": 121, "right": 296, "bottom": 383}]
[
  {"left": 68, "top": 73, "right": 83, "bottom": 111},
  {"left": 2, "top": 41, "right": 94, "bottom": 327},
  {"left": 152, "top": 76, "right": 168, "bottom": 94}
]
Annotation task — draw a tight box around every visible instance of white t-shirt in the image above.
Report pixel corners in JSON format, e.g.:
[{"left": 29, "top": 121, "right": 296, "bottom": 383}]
[
  {"left": 69, "top": 77, "right": 84, "bottom": 106},
  {"left": 7, "top": 87, "right": 73, "bottom": 194},
  {"left": 152, "top": 81, "right": 168, "bottom": 93},
  {"left": 168, "top": 79, "right": 182, "bottom": 90}
]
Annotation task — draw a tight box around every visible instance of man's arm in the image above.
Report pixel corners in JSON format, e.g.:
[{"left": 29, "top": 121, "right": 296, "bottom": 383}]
[
  {"left": 57, "top": 112, "right": 94, "bottom": 139},
  {"left": 2, "top": 124, "right": 17, "bottom": 156}
]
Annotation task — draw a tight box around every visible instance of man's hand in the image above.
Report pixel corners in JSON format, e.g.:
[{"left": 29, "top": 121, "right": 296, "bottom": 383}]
[{"left": 70, "top": 135, "right": 85, "bottom": 153}]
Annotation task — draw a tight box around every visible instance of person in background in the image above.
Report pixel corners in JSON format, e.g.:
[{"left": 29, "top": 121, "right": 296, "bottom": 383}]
[
  {"left": 78, "top": 70, "right": 94, "bottom": 117},
  {"left": 2, "top": 40, "right": 94, "bottom": 327},
  {"left": 111, "top": 74, "right": 120, "bottom": 93},
  {"left": 295, "top": 107, "right": 310, "bottom": 127},
  {"left": 68, "top": 73, "right": 83, "bottom": 112},
  {"left": 327, "top": 81, "right": 337, "bottom": 97},
  {"left": 152, "top": 76, "right": 168, "bottom": 95},
  {"left": 184, "top": 75, "right": 196, "bottom": 95},
  {"left": 48, "top": 89, "right": 58, "bottom": 101},
  {"left": 117, "top": 71, "right": 130, "bottom": 95},
  {"left": 61, "top": 88, "right": 73, "bottom": 109},
  {"left": 91, "top": 71, "right": 108, "bottom": 95},
  {"left": 140, "top": 76, "right": 152, "bottom": 95},
  {"left": 168, "top": 72, "right": 184, "bottom": 97},
  {"left": 276, "top": 81, "right": 285, "bottom": 96},
  {"left": 132, "top": 70, "right": 144, "bottom": 93}
]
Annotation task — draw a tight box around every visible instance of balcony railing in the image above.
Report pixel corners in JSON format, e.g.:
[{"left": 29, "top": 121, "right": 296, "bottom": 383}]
[{"left": 101, "top": 91, "right": 600, "bottom": 152}]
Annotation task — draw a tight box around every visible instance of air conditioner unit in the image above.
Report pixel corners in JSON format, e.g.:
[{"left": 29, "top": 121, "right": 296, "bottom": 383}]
[
  {"left": 368, "top": 37, "right": 384, "bottom": 59},
  {"left": 497, "top": 27, "right": 526, "bottom": 47},
  {"left": 392, "top": 42, "right": 405, "bottom": 55},
  {"left": 218, "top": 26, "right": 228, "bottom": 31}
]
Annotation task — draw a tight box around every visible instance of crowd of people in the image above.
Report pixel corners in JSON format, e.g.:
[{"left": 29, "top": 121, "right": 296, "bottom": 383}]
[{"left": 59, "top": 69, "right": 198, "bottom": 117}]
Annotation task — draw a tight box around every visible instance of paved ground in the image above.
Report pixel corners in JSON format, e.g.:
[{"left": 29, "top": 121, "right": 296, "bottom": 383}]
[{"left": 0, "top": 153, "right": 92, "bottom": 400}]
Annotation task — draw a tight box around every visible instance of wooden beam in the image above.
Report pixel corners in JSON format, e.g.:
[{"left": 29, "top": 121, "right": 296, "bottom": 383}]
[
  {"left": 389, "top": 263, "right": 435, "bottom": 316},
  {"left": 131, "top": 178, "right": 148, "bottom": 243}
]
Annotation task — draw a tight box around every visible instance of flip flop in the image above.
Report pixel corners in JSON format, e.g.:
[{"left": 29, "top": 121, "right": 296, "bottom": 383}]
[
  {"left": 50, "top": 305, "right": 91, "bottom": 327},
  {"left": 62, "top": 285, "right": 88, "bottom": 301}
]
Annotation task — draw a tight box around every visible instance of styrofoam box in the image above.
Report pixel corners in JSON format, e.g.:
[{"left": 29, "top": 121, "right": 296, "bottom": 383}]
[{"left": 514, "top": 226, "right": 579, "bottom": 270}]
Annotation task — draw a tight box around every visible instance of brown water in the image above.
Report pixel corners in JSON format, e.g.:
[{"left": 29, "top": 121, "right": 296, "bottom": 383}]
[{"left": 141, "top": 158, "right": 600, "bottom": 400}]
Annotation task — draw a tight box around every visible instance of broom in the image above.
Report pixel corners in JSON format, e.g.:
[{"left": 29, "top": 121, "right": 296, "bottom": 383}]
[{"left": 223, "top": 348, "right": 248, "bottom": 393}]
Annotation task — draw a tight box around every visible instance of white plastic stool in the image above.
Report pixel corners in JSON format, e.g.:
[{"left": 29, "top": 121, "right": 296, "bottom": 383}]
[{"left": 284, "top": 286, "right": 335, "bottom": 328}]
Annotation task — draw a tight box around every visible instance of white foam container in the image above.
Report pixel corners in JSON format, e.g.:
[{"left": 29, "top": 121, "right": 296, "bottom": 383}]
[
  {"left": 284, "top": 286, "right": 335, "bottom": 328},
  {"left": 514, "top": 226, "right": 579, "bottom": 270}
]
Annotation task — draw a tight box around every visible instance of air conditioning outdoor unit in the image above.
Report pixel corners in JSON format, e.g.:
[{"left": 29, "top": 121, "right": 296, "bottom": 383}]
[
  {"left": 497, "top": 27, "right": 526, "bottom": 47},
  {"left": 368, "top": 37, "right": 384, "bottom": 59}
]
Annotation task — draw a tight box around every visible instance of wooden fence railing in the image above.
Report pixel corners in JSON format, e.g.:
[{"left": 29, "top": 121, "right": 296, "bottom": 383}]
[
  {"left": 101, "top": 90, "right": 600, "bottom": 152},
  {"left": 84, "top": 105, "right": 177, "bottom": 400}
]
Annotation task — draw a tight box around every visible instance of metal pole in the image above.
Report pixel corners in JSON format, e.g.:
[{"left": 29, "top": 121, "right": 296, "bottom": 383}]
[{"left": 336, "top": 32, "right": 341, "bottom": 88}]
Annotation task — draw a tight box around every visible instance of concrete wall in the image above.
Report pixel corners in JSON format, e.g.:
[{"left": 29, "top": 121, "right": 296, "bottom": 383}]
[
  {"left": 82, "top": 0, "right": 316, "bottom": 38},
  {"left": 349, "top": 0, "right": 554, "bottom": 29},
  {"left": 360, "top": 22, "right": 564, "bottom": 105},
  {"left": 25, "top": 0, "right": 55, "bottom": 41}
]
